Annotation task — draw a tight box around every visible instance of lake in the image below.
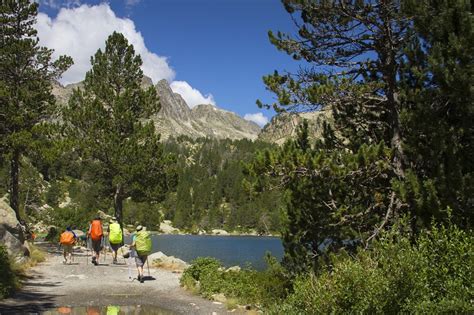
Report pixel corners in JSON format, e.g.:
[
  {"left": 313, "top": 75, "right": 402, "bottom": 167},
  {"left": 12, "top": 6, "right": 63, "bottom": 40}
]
[{"left": 125, "top": 234, "right": 284, "bottom": 270}]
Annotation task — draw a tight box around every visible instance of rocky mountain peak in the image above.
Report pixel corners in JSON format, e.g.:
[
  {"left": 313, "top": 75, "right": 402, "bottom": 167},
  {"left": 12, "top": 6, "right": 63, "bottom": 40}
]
[{"left": 154, "top": 79, "right": 192, "bottom": 123}]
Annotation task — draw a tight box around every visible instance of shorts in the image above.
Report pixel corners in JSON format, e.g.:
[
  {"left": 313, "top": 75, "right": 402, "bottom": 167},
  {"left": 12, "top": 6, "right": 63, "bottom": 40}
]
[
  {"left": 90, "top": 239, "right": 102, "bottom": 253},
  {"left": 135, "top": 255, "right": 148, "bottom": 267},
  {"left": 110, "top": 243, "right": 121, "bottom": 252},
  {"left": 63, "top": 244, "right": 73, "bottom": 254}
]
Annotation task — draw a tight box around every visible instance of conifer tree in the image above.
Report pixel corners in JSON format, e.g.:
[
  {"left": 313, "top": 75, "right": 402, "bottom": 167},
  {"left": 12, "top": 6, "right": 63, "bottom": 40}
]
[
  {"left": 0, "top": 0, "right": 72, "bottom": 220},
  {"left": 63, "top": 32, "right": 166, "bottom": 228},
  {"left": 255, "top": 0, "right": 472, "bottom": 272}
]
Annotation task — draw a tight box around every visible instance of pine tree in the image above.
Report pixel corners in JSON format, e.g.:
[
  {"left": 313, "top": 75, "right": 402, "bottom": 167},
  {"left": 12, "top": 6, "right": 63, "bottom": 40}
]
[
  {"left": 0, "top": 0, "right": 72, "bottom": 220},
  {"left": 63, "top": 32, "right": 166, "bottom": 228},
  {"left": 255, "top": 0, "right": 472, "bottom": 272}
]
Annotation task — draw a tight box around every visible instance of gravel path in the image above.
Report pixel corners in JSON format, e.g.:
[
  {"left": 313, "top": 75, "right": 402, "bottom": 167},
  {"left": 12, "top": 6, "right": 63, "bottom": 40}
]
[{"left": 0, "top": 243, "right": 239, "bottom": 314}]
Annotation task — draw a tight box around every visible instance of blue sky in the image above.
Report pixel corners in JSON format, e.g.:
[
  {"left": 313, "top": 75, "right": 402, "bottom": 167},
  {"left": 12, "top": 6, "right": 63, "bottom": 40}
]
[{"left": 36, "top": 0, "right": 303, "bottom": 126}]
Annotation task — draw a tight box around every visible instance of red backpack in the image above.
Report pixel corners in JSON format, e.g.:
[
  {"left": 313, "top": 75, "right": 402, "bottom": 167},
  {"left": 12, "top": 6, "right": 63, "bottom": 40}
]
[{"left": 89, "top": 220, "right": 103, "bottom": 241}]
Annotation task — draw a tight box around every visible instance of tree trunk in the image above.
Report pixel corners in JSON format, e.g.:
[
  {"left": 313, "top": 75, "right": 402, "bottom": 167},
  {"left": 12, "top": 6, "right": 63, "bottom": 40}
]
[
  {"left": 114, "top": 184, "right": 125, "bottom": 245},
  {"left": 10, "top": 149, "right": 21, "bottom": 221}
]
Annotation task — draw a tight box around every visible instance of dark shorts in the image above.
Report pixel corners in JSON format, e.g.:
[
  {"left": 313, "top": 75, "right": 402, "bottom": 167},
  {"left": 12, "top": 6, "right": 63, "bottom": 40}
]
[
  {"left": 91, "top": 239, "right": 102, "bottom": 253},
  {"left": 135, "top": 255, "right": 148, "bottom": 267},
  {"left": 110, "top": 243, "right": 121, "bottom": 252}
]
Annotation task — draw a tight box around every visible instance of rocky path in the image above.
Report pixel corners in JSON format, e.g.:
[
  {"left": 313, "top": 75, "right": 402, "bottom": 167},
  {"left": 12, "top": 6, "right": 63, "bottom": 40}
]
[{"left": 0, "top": 243, "right": 237, "bottom": 314}]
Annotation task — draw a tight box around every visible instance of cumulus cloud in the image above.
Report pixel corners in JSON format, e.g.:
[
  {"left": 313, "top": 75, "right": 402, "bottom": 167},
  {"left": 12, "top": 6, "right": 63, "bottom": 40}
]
[
  {"left": 36, "top": 3, "right": 175, "bottom": 85},
  {"left": 244, "top": 113, "right": 269, "bottom": 127},
  {"left": 170, "top": 81, "right": 216, "bottom": 108}
]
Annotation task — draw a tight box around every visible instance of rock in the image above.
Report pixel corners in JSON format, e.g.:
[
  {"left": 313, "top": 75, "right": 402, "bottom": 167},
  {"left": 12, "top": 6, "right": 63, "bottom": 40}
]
[
  {"left": 0, "top": 197, "right": 29, "bottom": 261},
  {"left": 211, "top": 229, "right": 229, "bottom": 235},
  {"left": 149, "top": 251, "right": 189, "bottom": 271},
  {"left": 159, "top": 220, "right": 179, "bottom": 234},
  {"left": 225, "top": 266, "right": 241, "bottom": 272},
  {"left": 73, "top": 229, "right": 85, "bottom": 238},
  {"left": 211, "top": 293, "right": 227, "bottom": 303},
  {"left": 258, "top": 109, "right": 333, "bottom": 145}
]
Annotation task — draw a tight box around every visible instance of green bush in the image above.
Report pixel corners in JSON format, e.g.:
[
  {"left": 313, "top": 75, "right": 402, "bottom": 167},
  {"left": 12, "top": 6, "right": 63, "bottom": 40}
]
[
  {"left": 268, "top": 221, "right": 473, "bottom": 314},
  {"left": 180, "top": 255, "right": 290, "bottom": 307},
  {"left": 0, "top": 245, "right": 17, "bottom": 299}
]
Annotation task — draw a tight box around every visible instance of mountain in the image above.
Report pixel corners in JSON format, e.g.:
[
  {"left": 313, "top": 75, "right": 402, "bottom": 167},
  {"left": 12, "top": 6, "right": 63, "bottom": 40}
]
[
  {"left": 52, "top": 77, "right": 260, "bottom": 140},
  {"left": 258, "top": 110, "right": 333, "bottom": 145}
]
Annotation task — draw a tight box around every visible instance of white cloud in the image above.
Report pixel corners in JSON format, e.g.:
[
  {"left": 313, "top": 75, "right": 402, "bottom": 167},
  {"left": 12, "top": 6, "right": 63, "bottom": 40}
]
[
  {"left": 170, "top": 81, "right": 216, "bottom": 108},
  {"left": 244, "top": 113, "right": 269, "bottom": 127},
  {"left": 36, "top": 3, "right": 175, "bottom": 85}
]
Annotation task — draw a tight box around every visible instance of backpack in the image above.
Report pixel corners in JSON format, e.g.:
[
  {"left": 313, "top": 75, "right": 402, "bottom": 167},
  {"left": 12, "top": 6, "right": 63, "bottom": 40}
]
[
  {"left": 109, "top": 222, "right": 123, "bottom": 245},
  {"left": 89, "top": 220, "right": 103, "bottom": 241},
  {"left": 135, "top": 231, "right": 151, "bottom": 256},
  {"left": 60, "top": 231, "right": 75, "bottom": 245}
]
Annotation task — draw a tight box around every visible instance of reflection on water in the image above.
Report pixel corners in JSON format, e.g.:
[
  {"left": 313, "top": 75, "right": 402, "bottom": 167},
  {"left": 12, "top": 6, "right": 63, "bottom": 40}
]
[{"left": 43, "top": 305, "right": 176, "bottom": 315}]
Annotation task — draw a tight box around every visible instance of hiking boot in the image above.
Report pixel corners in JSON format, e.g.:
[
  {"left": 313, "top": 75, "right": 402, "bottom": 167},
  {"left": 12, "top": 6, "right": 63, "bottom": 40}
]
[
  {"left": 63, "top": 259, "right": 67, "bottom": 264},
  {"left": 140, "top": 275, "right": 144, "bottom": 283}
]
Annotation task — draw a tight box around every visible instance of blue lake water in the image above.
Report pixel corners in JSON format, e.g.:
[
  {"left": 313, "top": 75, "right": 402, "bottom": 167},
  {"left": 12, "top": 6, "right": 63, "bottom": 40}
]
[{"left": 126, "top": 234, "right": 284, "bottom": 270}]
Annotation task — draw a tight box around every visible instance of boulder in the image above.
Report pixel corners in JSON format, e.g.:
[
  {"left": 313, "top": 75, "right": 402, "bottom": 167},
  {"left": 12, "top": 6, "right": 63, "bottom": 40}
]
[
  {"left": 159, "top": 220, "right": 179, "bottom": 234},
  {"left": 211, "top": 229, "right": 229, "bottom": 235},
  {"left": 149, "top": 251, "right": 189, "bottom": 271},
  {"left": 225, "top": 266, "right": 241, "bottom": 272},
  {"left": 0, "top": 197, "right": 29, "bottom": 262}
]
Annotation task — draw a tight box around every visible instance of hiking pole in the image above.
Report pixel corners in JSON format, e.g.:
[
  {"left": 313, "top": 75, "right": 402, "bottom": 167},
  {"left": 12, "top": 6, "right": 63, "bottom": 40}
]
[
  {"left": 127, "top": 255, "right": 132, "bottom": 280},
  {"left": 146, "top": 258, "right": 150, "bottom": 277},
  {"left": 103, "top": 236, "right": 107, "bottom": 263},
  {"left": 86, "top": 237, "right": 89, "bottom": 265}
]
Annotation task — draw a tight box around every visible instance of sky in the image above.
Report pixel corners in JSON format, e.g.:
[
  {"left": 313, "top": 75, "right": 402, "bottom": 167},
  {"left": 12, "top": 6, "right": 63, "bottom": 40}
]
[{"left": 35, "top": 0, "right": 303, "bottom": 127}]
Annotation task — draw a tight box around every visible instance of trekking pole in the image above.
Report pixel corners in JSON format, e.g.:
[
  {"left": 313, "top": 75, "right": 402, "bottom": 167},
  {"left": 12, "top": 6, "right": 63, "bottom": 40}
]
[
  {"left": 146, "top": 258, "right": 150, "bottom": 277},
  {"left": 127, "top": 255, "right": 132, "bottom": 280},
  {"left": 86, "top": 237, "right": 89, "bottom": 265}
]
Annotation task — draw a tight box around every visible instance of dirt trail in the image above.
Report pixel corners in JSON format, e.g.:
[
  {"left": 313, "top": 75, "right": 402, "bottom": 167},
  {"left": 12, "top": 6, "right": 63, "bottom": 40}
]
[{"left": 0, "top": 243, "right": 235, "bottom": 314}]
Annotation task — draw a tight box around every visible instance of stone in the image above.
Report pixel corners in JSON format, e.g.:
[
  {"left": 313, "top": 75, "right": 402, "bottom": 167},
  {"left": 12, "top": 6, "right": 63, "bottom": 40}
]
[
  {"left": 225, "top": 266, "right": 241, "bottom": 272},
  {"left": 149, "top": 251, "right": 189, "bottom": 271},
  {"left": 0, "top": 197, "right": 29, "bottom": 261},
  {"left": 211, "top": 229, "right": 229, "bottom": 235},
  {"left": 211, "top": 293, "right": 227, "bottom": 303}
]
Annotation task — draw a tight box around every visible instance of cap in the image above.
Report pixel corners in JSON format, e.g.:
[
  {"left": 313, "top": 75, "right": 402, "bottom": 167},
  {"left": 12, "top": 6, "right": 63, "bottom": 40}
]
[{"left": 136, "top": 225, "right": 143, "bottom": 231}]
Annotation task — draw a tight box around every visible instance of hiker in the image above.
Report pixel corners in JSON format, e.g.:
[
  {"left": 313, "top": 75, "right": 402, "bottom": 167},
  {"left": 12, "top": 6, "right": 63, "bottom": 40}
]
[
  {"left": 107, "top": 216, "right": 123, "bottom": 264},
  {"left": 87, "top": 216, "right": 103, "bottom": 265},
  {"left": 59, "top": 227, "right": 77, "bottom": 264},
  {"left": 131, "top": 225, "right": 151, "bottom": 283}
]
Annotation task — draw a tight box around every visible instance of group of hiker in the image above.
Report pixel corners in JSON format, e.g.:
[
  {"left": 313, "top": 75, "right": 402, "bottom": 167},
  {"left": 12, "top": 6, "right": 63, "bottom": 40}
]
[{"left": 59, "top": 216, "right": 152, "bottom": 283}]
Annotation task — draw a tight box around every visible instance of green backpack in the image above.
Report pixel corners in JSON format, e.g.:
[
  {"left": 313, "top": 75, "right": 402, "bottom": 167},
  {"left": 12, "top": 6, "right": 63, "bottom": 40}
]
[
  {"left": 135, "top": 231, "right": 151, "bottom": 255},
  {"left": 109, "top": 222, "right": 123, "bottom": 245}
]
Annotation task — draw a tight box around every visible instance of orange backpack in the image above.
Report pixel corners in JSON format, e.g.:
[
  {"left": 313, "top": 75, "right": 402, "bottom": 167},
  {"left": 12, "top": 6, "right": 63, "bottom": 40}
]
[
  {"left": 60, "top": 231, "right": 75, "bottom": 245},
  {"left": 89, "top": 220, "right": 103, "bottom": 241}
]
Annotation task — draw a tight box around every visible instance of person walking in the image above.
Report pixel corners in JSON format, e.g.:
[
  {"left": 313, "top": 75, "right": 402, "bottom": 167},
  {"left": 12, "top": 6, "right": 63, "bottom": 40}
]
[
  {"left": 107, "top": 216, "right": 123, "bottom": 264},
  {"left": 59, "top": 226, "right": 77, "bottom": 264},
  {"left": 87, "top": 216, "right": 103, "bottom": 266},
  {"left": 131, "top": 225, "right": 151, "bottom": 283}
]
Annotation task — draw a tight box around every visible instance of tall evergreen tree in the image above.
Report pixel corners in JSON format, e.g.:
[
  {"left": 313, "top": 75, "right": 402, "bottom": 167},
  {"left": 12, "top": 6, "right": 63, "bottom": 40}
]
[
  {"left": 255, "top": 0, "right": 472, "bottom": 272},
  {"left": 63, "top": 32, "right": 166, "bottom": 228},
  {"left": 0, "top": 0, "right": 72, "bottom": 220}
]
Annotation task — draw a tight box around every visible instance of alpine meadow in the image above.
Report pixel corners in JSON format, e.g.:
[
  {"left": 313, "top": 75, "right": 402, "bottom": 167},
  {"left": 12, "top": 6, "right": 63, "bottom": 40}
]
[{"left": 0, "top": 0, "right": 472, "bottom": 313}]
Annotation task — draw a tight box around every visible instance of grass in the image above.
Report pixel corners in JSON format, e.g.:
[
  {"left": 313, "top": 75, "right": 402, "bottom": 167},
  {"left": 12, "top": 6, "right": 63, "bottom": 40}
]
[{"left": 0, "top": 243, "right": 47, "bottom": 299}]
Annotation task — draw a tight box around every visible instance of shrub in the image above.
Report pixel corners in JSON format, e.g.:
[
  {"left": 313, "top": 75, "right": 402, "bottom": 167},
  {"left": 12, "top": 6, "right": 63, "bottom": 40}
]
[
  {"left": 0, "top": 245, "right": 17, "bottom": 299},
  {"left": 181, "top": 255, "right": 290, "bottom": 308},
  {"left": 268, "top": 221, "right": 473, "bottom": 314}
]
